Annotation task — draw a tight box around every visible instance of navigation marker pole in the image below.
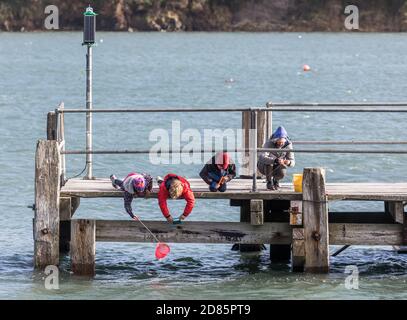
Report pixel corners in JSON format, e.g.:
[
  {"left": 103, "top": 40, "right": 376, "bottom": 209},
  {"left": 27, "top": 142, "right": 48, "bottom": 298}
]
[{"left": 83, "top": 6, "right": 97, "bottom": 180}]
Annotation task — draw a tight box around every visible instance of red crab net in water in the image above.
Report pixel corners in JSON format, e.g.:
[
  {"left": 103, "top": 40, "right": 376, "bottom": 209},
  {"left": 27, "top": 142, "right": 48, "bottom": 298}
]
[{"left": 155, "top": 242, "right": 171, "bottom": 259}]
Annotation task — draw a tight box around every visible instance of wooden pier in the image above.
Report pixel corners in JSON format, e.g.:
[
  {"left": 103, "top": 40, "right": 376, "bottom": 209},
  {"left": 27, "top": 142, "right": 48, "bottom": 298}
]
[{"left": 33, "top": 105, "right": 407, "bottom": 276}]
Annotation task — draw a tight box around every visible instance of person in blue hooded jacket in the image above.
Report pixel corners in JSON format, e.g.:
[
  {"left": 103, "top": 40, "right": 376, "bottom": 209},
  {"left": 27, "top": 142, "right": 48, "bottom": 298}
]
[{"left": 257, "top": 126, "right": 295, "bottom": 190}]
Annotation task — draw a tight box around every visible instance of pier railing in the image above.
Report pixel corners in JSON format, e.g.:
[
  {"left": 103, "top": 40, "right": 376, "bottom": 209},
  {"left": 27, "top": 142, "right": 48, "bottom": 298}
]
[{"left": 52, "top": 102, "right": 407, "bottom": 191}]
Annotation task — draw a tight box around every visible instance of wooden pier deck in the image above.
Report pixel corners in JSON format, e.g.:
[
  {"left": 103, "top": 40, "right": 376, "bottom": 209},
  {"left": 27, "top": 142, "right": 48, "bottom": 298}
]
[
  {"left": 33, "top": 106, "right": 407, "bottom": 277},
  {"left": 61, "top": 178, "right": 407, "bottom": 202}
]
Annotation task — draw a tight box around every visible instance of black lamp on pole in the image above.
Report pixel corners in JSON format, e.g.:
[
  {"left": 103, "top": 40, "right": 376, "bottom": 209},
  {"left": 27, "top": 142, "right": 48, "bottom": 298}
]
[{"left": 83, "top": 5, "right": 97, "bottom": 45}]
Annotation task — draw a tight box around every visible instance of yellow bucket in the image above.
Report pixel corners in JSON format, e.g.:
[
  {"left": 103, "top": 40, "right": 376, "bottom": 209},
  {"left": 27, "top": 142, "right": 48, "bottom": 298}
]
[{"left": 293, "top": 174, "right": 303, "bottom": 192}]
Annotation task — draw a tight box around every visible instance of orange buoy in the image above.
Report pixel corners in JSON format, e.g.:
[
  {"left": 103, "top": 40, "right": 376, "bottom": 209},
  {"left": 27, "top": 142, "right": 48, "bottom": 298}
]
[{"left": 303, "top": 64, "right": 311, "bottom": 72}]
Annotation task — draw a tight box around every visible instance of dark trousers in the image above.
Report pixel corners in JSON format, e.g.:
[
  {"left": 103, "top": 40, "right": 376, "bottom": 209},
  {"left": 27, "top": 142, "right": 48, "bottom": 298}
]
[{"left": 257, "top": 163, "right": 286, "bottom": 182}]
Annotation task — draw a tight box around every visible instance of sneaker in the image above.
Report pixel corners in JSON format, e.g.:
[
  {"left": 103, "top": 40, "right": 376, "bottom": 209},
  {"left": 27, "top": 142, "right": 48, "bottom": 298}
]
[
  {"left": 156, "top": 176, "right": 164, "bottom": 185},
  {"left": 266, "top": 180, "right": 275, "bottom": 190},
  {"left": 273, "top": 178, "right": 280, "bottom": 190},
  {"left": 110, "top": 174, "right": 120, "bottom": 190}
]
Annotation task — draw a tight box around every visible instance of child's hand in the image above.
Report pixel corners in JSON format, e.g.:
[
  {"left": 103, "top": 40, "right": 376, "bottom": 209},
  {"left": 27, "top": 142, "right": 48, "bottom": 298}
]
[
  {"left": 132, "top": 216, "right": 139, "bottom": 221},
  {"left": 166, "top": 216, "right": 173, "bottom": 224}
]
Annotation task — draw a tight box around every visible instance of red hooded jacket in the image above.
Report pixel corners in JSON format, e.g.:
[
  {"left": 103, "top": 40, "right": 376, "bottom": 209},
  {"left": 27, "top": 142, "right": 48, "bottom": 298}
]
[{"left": 158, "top": 174, "right": 195, "bottom": 218}]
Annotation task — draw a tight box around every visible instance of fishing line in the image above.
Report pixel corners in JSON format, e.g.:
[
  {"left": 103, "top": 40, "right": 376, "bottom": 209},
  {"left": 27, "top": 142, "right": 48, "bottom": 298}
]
[{"left": 134, "top": 215, "right": 160, "bottom": 242}]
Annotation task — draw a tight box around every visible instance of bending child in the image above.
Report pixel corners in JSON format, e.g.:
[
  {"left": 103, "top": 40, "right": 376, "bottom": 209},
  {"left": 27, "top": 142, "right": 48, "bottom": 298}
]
[
  {"left": 110, "top": 172, "right": 153, "bottom": 220},
  {"left": 157, "top": 174, "right": 195, "bottom": 224}
]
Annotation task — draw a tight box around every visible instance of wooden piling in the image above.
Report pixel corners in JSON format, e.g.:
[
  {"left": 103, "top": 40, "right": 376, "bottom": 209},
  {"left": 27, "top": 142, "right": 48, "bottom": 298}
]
[
  {"left": 59, "top": 196, "right": 80, "bottom": 253},
  {"left": 387, "top": 201, "right": 404, "bottom": 224},
  {"left": 291, "top": 228, "right": 305, "bottom": 272},
  {"left": 302, "top": 168, "right": 329, "bottom": 273},
  {"left": 240, "top": 107, "right": 272, "bottom": 178},
  {"left": 265, "top": 101, "right": 273, "bottom": 138},
  {"left": 47, "top": 112, "right": 57, "bottom": 140},
  {"left": 290, "top": 201, "right": 305, "bottom": 271},
  {"left": 250, "top": 199, "right": 264, "bottom": 225},
  {"left": 232, "top": 200, "right": 266, "bottom": 251},
  {"left": 265, "top": 200, "right": 292, "bottom": 262},
  {"left": 34, "top": 140, "right": 60, "bottom": 269},
  {"left": 403, "top": 206, "right": 407, "bottom": 245},
  {"left": 71, "top": 219, "right": 96, "bottom": 277}
]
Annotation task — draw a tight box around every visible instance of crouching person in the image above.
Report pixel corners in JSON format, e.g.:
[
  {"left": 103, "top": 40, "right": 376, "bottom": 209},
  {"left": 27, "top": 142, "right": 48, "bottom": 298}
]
[
  {"left": 157, "top": 174, "right": 195, "bottom": 224},
  {"left": 110, "top": 172, "right": 153, "bottom": 220},
  {"left": 257, "top": 126, "right": 295, "bottom": 190},
  {"left": 200, "top": 152, "right": 236, "bottom": 192}
]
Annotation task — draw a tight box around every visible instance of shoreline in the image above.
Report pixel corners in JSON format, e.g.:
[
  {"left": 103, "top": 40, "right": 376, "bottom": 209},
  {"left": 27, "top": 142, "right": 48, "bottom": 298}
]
[{"left": 1, "top": 1, "right": 407, "bottom": 33}]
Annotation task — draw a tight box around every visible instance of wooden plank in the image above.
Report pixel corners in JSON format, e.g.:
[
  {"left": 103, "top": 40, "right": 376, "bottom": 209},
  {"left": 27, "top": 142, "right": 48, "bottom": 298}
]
[
  {"left": 34, "top": 140, "right": 60, "bottom": 269},
  {"left": 47, "top": 112, "right": 57, "bottom": 140},
  {"left": 329, "top": 223, "right": 403, "bottom": 245},
  {"left": 387, "top": 201, "right": 404, "bottom": 224},
  {"left": 60, "top": 178, "right": 407, "bottom": 202},
  {"left": 96, "top": 220, "right": 404, "bottom": 245},
  {"left": 96, "top": 221, "right": 292, "bottom": 244},
  {"left": 250, "top": 199, "right": 264, "bottom": 225},
  {"left": 71, "top": 219, "right": 95, "bottom": 276},
  {"left": 303, "top": 168, "right": 329, "bottom": 273}
]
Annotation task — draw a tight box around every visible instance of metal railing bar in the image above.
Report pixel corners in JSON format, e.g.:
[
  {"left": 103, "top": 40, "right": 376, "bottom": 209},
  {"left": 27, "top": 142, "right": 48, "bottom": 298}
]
[
  {"left": 61, "top": 148, "right": 407, "bottom": 155},
  {"left": 294, "top": 141, "right": 407, "bottom": 145},
  {"left": 55, "top": 105, "right": 407, "bottom": 114}
]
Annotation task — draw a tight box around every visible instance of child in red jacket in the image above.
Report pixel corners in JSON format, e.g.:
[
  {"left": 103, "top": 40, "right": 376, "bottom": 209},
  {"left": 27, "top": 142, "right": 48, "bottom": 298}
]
[{"left": 157, "top": 174, "right": 195, "bottom": 224}]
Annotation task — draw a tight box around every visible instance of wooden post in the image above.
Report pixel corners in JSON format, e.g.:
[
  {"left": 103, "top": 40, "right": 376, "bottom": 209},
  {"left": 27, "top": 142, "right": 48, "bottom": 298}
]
[
  {"left": 292, "top": 228, "right": 305, "bottom": 272},
  {"left": 241, "top": 111, "right": 251, "bottom": 178},
  {"left": 59, "top": 196, "right": 80, "bottom": 254},
  {"left": 34, "top": 140, "right": 60, "bottom": 269},
  {"left": 265, "top": 200, "right": 292, "bottom": 262},
  {"left": 403, "top": 211, "right": 407, "bottom": 245},
  {"left": 290, "top": 200, "right": 305, "bottom": 271},
  {"left": 47, "top": 112, "right": 57, "bottom": 140},
  {"left": 232, "top": 200, "right": 265, "bottom": 251},
  {"left": 250, "top": 199, "right": 264, "bottom": 225},
  {"left": 386, "top": 201, "right": 404, "bottom": 224},
  {"left": 302, "top": 168, "right": 329, "bottom": 273},
  {"left": 71, "top": 219, "right": 96, "bottom": 277},
  {"left": 240, "top": 109, "right": 270, "bottom": 178},
  {"left": 59, "top": 197, "right": 72, "bottom": 253},
  {"left": 265, "top": 101, "right": 273, "bottom": 139}
]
